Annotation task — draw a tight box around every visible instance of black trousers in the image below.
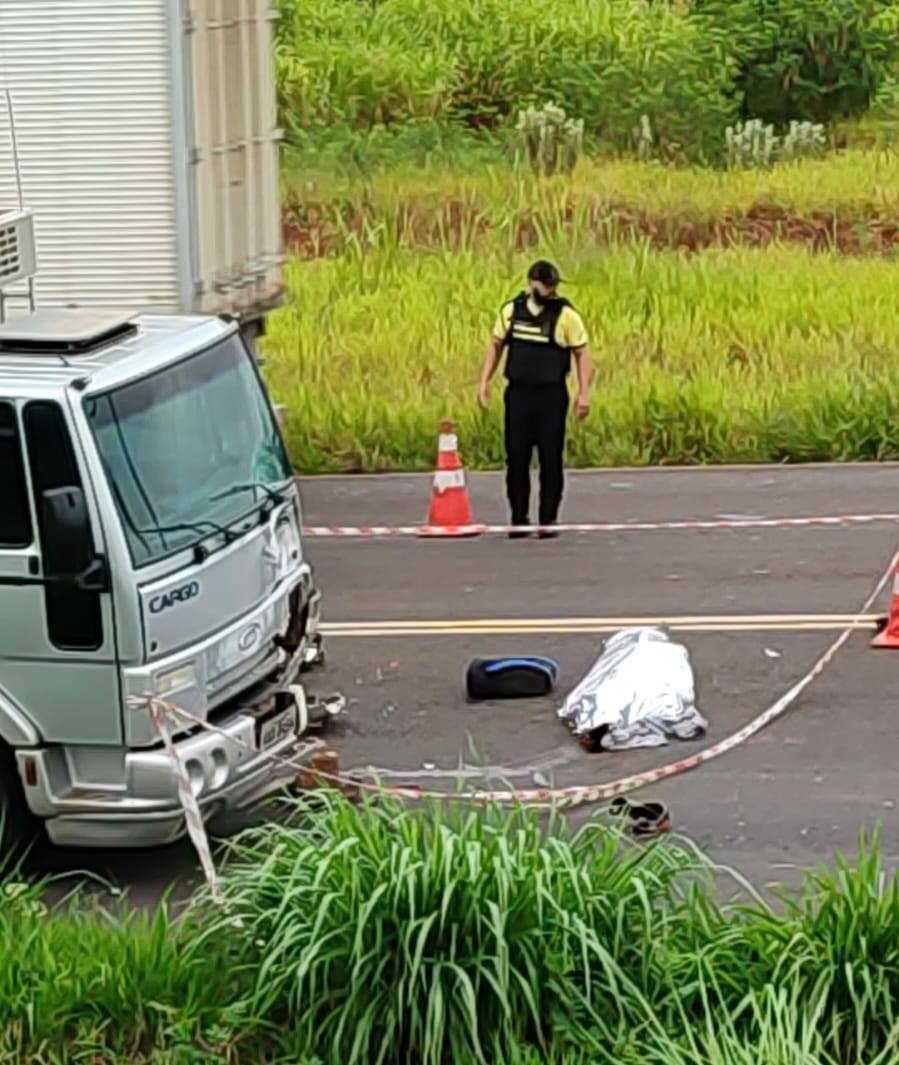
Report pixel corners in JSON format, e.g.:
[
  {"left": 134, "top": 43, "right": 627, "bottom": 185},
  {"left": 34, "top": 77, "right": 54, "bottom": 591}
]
[{"left": 504, "top": 382, "right": 569, "bottom": 525}]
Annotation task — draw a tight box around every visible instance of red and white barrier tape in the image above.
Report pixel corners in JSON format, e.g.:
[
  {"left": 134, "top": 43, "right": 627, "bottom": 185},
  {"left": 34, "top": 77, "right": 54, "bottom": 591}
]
[
  {"left": 302, "top": 512, "right": 899, "bottom": 539},
  {"left": 129, "top": 693, "right": 327, "bottom": 898},
  {"left": 143, "top": 696, "right": 221, "bottom": 900},
  {"left": 135, "top": 542, "right": 896, "bottom": 872}
]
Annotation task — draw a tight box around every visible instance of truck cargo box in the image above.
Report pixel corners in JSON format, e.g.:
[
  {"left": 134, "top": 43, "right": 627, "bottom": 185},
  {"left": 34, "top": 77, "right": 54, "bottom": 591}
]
[{"left": 0, "top": 0, "right": 283, "bottom": 335}]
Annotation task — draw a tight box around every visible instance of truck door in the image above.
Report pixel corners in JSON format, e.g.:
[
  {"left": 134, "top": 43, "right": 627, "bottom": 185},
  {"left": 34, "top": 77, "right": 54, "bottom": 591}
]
[{"left": 0, "top": 398, "right": 121, "bottom": 744}]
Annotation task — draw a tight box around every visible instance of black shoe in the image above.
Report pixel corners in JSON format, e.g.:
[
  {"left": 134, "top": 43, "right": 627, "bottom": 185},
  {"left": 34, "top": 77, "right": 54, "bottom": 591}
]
[
  {"left": 508, "top": 518, "right": 530, "bottom": 540},
  {"left": 537, "top": 521, "right": 559, "bottom": 540}
]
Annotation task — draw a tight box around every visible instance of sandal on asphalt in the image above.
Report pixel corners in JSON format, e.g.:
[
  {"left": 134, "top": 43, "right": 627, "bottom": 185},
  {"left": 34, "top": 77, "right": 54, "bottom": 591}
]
[{"left": 609, "top": 797, "right": 672, "bottom": 838}]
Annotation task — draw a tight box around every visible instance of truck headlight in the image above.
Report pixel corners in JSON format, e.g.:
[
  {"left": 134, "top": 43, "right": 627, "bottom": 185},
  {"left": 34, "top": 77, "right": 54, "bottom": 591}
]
[{"left": 155, "top": 664, "right": 198, "bottom": 698}]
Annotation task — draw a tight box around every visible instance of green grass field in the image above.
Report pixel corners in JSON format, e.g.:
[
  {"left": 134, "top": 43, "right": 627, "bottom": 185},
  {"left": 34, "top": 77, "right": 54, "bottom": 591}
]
[
  {"left": 265, "top": 237, "right": 899, "bottom": 472},
  {"left": 282, "top": 147, "right": 899, "bottom": 224},
  {"left": 268, "top": 145, "right": 899, "bottom": 473}
]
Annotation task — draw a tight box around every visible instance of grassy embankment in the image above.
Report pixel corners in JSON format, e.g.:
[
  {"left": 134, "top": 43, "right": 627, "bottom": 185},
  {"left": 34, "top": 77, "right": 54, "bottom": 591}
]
[{"left": 5, "top": 795, "right": 899, "bottom": 1064}]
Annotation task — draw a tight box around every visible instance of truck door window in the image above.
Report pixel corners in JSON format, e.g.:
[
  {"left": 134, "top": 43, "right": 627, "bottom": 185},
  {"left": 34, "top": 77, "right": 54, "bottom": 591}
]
[
  {"left": 23, "top": 401, "right": 103, "bottom": 651},
  {"left": 0, "top": 402, "right": 32, "bottom": 547}
]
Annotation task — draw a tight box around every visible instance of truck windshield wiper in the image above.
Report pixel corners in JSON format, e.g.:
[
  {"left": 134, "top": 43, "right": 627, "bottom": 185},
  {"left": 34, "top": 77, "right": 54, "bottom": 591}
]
[
  {"left": 105, "top": 472, "right": 241, "bottom": 556},
  {"left": 209, "top": 481, "right": 287, "bottom": 506},
  {"left": 135, "top": 519, "right": 239, "bottom": 544}
]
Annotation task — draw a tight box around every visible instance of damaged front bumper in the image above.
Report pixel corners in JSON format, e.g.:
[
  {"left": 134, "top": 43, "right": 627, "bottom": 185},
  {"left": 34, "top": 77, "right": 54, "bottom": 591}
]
[
  {"left": 21, "top": 682, "right": 342, "bottom": 848},
  {"left": 18, "top": 579, "right": 341, "bottom": 849}
]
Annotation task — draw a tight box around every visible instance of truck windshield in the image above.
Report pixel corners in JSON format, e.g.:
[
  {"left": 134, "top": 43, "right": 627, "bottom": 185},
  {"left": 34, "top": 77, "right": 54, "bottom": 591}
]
[{"left": 85, "top": 332, "right": 292, "bottom": 566}]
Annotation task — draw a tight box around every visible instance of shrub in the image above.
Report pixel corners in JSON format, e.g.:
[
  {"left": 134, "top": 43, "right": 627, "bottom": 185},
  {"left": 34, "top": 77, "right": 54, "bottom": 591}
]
[
  {"left": 780, "top": 120, "right": 828, "bottom": 161},
  {"left": 738, "top": 833, "right": 899, "bottom": 1062},
  {"left": 726, "top": 119, "right": 779, "bottom": 168},
  {"left": 275, "top": 6, "right": 455, "bottom": 137},
  {"left": 3, "top": 806, "right": 899, "bottom": 1064},
  {"left": 207, "top": 792, "right": 708, "bottom": 1065},
  {"left": 274, "top": 0, "right": 739, "bottom": 161},
  {"left": 0, "top": 881, "right": 247, "bottom": 1063},
  {"left": 693, "top": 0, "right": 899, "bottom": 127}
]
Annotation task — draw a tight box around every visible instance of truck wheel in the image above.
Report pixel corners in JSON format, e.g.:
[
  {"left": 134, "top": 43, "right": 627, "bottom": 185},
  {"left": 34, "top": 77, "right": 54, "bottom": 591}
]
[{"left": 0, "top": 748, "right": 39, "bottom": 867}]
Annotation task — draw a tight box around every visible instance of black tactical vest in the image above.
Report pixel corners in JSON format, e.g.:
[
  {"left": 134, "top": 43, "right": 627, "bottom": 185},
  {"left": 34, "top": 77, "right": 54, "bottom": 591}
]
[{"left": 503, "top": 293, "right": 572, "bottom": 385}]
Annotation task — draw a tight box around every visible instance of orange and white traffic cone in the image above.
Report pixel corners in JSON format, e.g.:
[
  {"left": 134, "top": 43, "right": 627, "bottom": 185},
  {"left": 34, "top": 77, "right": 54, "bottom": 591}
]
[
  {"left": 418, "top": 420, "right": 485, "bottom": 538},
  {"left": 872, "top": 561, "right": 899, "bottom": 647}
]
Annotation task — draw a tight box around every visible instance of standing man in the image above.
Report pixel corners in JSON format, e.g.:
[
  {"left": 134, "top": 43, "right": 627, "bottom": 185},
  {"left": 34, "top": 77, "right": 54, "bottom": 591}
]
[{"left": 477, "top": 261, "right": 592, "bottom": 538}]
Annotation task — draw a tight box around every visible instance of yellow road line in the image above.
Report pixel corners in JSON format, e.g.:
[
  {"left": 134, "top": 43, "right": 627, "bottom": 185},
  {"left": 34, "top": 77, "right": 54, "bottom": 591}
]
[
  {"left": 323, "top": 613, "right": 881, "bottom": 629},
  {"left": 321, "top": 614, "right": 881, "bottom": 637}
]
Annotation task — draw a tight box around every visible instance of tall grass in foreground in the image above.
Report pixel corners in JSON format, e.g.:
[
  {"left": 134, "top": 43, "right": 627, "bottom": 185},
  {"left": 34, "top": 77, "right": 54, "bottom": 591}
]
[
  {"left": 0, "top": 883, "right": 244, "bottom": 1064},
  {"left": 210, "top": 796, "right": 899, "bottom": 1065},
  {"left": 263, "top": 240, "right": 899, "bottom": 472},
  {"left": 208, "top": 795, "right": 713, "bottom": 1064},
  {"left": 1, "top": 797, "right": 899, "bottom": 1063}
]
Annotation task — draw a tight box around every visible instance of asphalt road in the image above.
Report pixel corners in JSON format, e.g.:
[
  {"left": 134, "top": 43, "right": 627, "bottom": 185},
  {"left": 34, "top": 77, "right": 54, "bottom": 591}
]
[{"left": 39, "top": 466, "right": 899, "bottom": 905}]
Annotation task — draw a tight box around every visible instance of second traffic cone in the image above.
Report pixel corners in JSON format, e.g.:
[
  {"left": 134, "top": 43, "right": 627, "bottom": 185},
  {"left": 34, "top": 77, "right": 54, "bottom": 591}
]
[
  {"left": 419, "top": 419, "right": 484, "bottom": 537},
  {"left": 872, "top": 561, "right": 899, "bottom": 647}
]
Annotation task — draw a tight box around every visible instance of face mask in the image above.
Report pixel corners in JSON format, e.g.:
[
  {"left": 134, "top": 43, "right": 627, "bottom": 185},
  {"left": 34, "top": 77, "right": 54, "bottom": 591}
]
[{"left": 530, "top": 286, "right": 549, "bottom": 306}]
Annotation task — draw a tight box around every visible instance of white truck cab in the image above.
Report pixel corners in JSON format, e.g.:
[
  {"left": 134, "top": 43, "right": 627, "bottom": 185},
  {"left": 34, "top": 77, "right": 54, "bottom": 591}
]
[{"left": 0, "top": 308, "right": 325, "bottom": 849}]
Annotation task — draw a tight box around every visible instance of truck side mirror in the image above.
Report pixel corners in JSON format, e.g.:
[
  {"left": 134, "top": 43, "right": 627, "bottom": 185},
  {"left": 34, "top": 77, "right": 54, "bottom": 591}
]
[{"left": 41, "top": 486, "right": 95, "bottom": 580}]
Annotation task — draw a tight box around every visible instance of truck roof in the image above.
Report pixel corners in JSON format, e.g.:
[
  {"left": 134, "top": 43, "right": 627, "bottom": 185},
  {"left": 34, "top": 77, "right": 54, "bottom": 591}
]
[{"left": 0, "top": 311, "right": 233, "bottom": 396}]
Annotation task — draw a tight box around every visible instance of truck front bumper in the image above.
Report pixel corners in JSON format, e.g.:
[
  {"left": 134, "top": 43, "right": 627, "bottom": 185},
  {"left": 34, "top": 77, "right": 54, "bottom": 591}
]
[
  {"left": 25, "top": 686, "right": 335, "bottom": 848},
  {"left": 19, "top": 608, "right": 335, "bottom": 849}
]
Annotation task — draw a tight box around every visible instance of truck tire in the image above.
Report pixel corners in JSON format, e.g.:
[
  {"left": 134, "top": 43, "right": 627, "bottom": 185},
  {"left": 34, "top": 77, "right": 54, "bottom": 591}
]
[{"left": 0, "top": 747, "right": 40, "bottom": 867}]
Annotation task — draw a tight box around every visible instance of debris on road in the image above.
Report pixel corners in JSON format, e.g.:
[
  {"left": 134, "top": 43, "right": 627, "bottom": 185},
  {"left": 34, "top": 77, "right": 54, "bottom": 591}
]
[
  {"left": 295, "top": 748, "right": 341, "bottom": 791},
  {"left": 306, "top": 692, "right": 347, "bottom": 727},
  {"left": 764, "top": 647, "right": 782, "bottom": 659},
  {"left": 558, "top": 627, "right": 708, "bottom": 751}
]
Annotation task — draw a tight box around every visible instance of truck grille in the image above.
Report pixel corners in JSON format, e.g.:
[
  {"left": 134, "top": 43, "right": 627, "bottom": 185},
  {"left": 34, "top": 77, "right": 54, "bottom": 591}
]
[{"left": 206, "top": 643, "right": 281, "bottom": 708}]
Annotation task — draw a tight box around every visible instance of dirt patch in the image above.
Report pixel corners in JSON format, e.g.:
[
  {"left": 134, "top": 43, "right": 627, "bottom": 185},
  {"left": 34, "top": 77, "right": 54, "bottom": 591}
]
[
  {"left": 283, "top": 198, "right": 899, "bottom": 257},
  {"left": 604, "top": 203, "right": 899, "bottom": 255}
]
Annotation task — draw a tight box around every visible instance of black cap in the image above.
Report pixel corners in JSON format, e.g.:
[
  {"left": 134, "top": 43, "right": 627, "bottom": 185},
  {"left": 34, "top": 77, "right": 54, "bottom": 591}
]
[{"left": 527, "top": 260, "right": 562, "bottom": 287}]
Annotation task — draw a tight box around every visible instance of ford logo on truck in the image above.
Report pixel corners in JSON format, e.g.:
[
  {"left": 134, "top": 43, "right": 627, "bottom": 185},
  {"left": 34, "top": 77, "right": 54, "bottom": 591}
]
[
  {"left": 149, "top": 581, "right": 200, "bottom": 615},
  {"left": 238, "top": 623, "right": 262, "bottom": 652}
]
